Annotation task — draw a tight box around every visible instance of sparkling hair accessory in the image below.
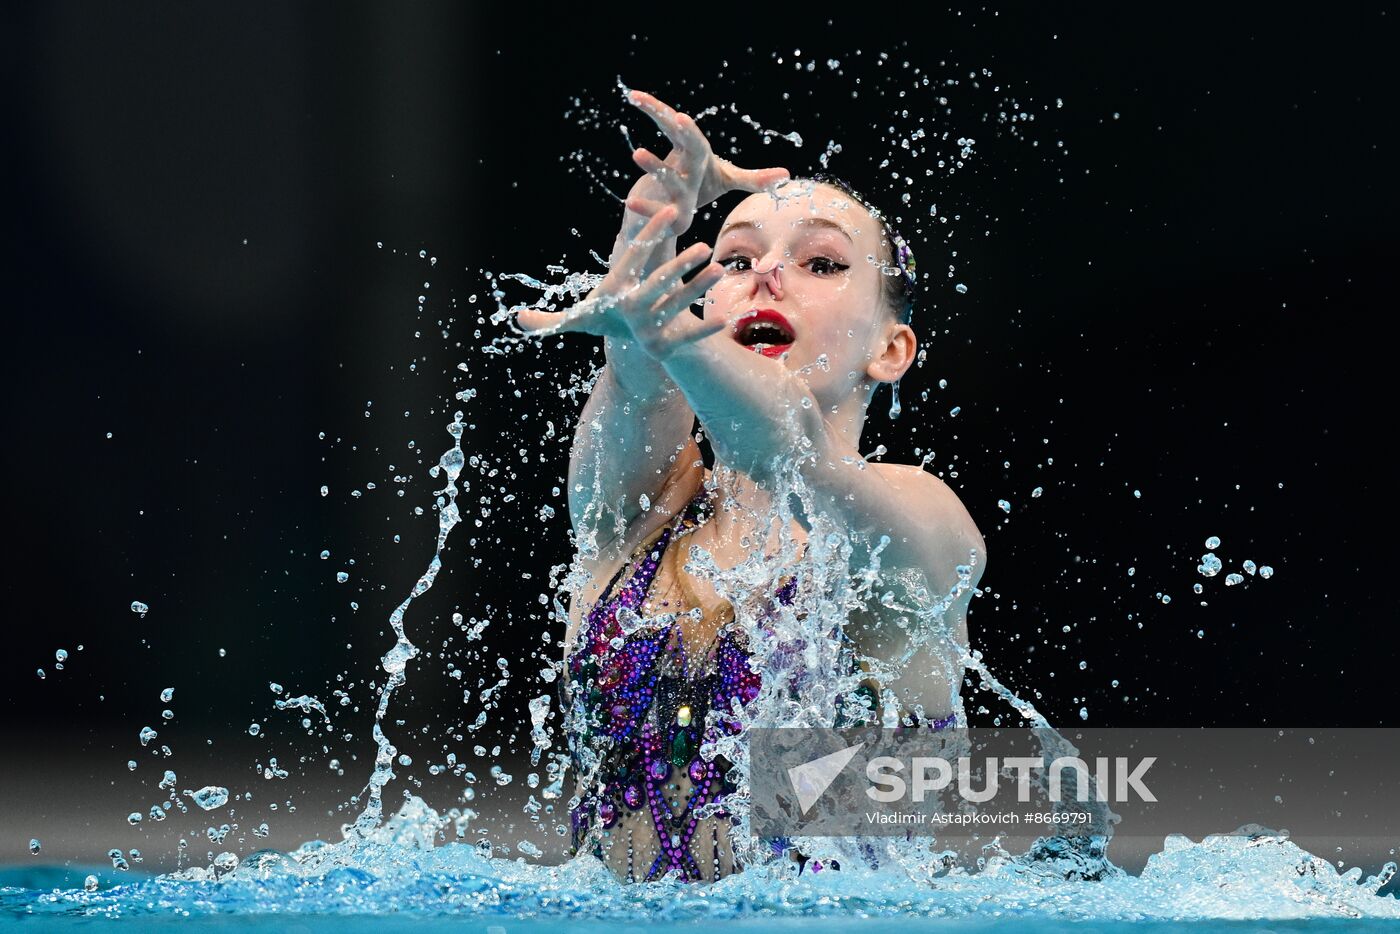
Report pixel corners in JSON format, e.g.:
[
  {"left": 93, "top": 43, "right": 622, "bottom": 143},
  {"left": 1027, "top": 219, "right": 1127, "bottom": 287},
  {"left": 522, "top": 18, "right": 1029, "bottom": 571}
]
[{"left": 892, "top": 232, "right": 917, "bottom": 292}]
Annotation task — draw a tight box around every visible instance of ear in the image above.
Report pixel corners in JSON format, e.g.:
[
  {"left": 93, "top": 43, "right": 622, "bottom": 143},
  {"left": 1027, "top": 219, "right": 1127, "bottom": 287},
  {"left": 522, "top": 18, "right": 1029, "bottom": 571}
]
[{"left": 866, "top": 321, "right": 917, "bottom": 384}]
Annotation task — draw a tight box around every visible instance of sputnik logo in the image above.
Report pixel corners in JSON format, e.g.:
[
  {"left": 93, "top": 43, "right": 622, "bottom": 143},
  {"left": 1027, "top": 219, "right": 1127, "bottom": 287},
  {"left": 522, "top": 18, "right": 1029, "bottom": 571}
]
[{"left": 788, "top": 742, "right": 865, "bottom": 814}]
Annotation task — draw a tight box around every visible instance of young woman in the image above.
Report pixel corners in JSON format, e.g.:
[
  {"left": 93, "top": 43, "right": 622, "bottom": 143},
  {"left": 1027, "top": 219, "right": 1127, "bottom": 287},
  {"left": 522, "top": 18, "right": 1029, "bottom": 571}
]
[{"left": 518, "top": 91, "right": 986, "bottom": 883}]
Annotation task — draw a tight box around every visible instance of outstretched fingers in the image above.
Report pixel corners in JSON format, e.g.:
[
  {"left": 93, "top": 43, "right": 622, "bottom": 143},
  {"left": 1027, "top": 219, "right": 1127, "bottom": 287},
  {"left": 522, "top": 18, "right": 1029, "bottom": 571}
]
[
  {"left": 637, "top": 242, "right": 714, "bottom": 304},
  {"left": 655, "top": 261, "right": 724, "bottom": 321},
  {"left": 637, "top": 252, "right": 725, "bottom": 343},
  {"left": 628, "top": 90, "right": 707, "bottom": 175},
  {"left": 632, "top": 147, "right": 691, "bottom": 209},
  {"left": 615, "top": 202, "right": 678, "bottom": 277},
  {"left": 648, "top": 272, "right": 728, "bottom": 356},
  {"left": 628, "top": 91, "right": 688, "bottom": 146},
  {"left": 624, "top": 193, "right": 668, "bottom": 218},
  {"left": 631, "top": 146, "right": 668, "bottom": 175}
]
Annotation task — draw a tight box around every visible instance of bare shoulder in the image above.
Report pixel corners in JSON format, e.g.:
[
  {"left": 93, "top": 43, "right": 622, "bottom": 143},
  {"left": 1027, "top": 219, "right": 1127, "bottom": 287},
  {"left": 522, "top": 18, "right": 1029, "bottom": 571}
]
[
  {"left": 872, "top": 462, "right": 980, "bottom": 530},
  {"left": 872, "top": 461, "right": 988, "bottom": 581}
]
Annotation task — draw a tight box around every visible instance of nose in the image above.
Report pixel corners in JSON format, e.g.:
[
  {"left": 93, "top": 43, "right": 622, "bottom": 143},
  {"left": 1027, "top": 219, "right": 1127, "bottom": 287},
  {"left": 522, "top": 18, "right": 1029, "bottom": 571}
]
[{"left": 750, "top": 257, "right": 783, "bottom": 300}]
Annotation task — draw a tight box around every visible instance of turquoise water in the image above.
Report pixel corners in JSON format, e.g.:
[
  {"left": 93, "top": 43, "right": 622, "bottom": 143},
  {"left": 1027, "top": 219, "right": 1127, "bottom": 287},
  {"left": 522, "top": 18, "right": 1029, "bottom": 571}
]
[{"left": 4, "top": 803, "right": 1397, "bottom": 930}]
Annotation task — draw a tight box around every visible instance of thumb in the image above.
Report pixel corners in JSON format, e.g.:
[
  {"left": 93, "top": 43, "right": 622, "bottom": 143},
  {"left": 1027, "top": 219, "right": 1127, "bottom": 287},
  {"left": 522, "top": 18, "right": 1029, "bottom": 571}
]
[
  {"left": 726, "top": 164, "right": 790, "bottom": 193},
  {"left": 513, "top": 307, "right": 572, "bottom": 334}
]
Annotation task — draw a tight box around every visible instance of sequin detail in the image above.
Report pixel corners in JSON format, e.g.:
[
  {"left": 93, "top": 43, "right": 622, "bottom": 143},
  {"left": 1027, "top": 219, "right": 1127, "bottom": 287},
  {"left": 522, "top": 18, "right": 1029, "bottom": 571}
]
[{"left": 565, "top": 491, "right": 761, "bottom": 881}]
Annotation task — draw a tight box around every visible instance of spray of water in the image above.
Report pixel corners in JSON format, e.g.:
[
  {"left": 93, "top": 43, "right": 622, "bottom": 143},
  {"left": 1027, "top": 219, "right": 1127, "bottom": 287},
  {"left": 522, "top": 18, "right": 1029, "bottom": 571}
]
[
  {"left": 28, "top": 38, "right": 1387, "bottom": 929},
  {"left": 348, "top": 410, "right": 466, "bottom": 840}
]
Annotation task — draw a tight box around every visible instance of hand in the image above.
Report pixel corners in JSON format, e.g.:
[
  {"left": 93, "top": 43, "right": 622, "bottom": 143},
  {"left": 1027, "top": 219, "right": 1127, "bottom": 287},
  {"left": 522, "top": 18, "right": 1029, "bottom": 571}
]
[
  {"left": 624, "top": 90, "right": 790, "bottom": 239},
  {"left": 515, "top": 202, "right": 727, "bottom": 359}
]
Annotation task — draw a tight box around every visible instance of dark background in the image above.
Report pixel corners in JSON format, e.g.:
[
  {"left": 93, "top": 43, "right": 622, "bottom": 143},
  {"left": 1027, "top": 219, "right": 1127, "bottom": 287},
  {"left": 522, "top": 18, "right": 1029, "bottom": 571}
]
[{"left": 2, "top": 3, "right": 1395, "bottom": 869}]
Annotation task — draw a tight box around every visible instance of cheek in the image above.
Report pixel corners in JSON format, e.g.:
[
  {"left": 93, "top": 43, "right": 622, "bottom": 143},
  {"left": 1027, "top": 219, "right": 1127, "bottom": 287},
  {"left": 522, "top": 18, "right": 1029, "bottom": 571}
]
[{"left": 702, "top": 279, "right": 732, "bottom": 313}]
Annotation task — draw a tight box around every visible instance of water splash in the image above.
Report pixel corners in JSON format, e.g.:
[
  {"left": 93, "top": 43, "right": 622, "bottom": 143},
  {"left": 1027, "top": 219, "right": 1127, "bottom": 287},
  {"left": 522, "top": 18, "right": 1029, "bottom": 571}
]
[
  {"left": 11, "top": 801, "right": 1398, "bottom": 923},
  {"left": 11, "top": 35, "right": 1339, "bottom": 932},
  {"left": 348, "top": 410, "right": 467, "bottom": 841}
]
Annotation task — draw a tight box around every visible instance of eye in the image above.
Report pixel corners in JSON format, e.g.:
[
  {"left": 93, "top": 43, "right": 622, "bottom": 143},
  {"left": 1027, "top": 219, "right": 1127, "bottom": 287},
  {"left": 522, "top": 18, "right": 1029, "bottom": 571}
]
[
  {"left": 719, "top": 253, "right": 752, "bottom": 272},
  {"left": 806, "top": 256, "right": 849, "bottom": 276}
]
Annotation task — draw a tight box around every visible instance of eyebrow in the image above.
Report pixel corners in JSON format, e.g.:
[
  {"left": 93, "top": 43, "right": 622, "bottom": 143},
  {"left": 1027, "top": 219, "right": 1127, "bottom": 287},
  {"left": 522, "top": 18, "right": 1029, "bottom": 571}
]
[{"left": 717, "top": 217, "right": 854, "bottom": 244}]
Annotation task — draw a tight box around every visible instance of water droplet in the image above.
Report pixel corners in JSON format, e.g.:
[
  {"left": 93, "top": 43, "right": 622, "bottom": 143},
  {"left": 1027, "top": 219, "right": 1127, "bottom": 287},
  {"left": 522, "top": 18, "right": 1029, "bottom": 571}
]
[
  {"left": 1258, "top": 565, "right": 1274, "bottom": 579},
  {"left": 28, "top": 839, "right": 40, "bottom": 856},
  {"left": 212, "top": 852, "right": 239, "bottom": 877},
  {"left": 187, "top": 786, "right": 230, "bottom": 811},
  {"left": 1243, "top": 559, "right": 1257, "bottom": 575},
  {"left": 1133, "top": 489, "right": 1142, "bottom": 499},
  {"left": 36, "top": 668, "right": 45, "bottom": 680},
  {"left": 248, "top": 723, "right": 261, "bottom": 736},
  {"left": 55, "top": 649, "right": 68, "bottom": 662},
  {"left": 139, "top": 726, "right": 158, "bottom": 746},
  {"left": 130, "top": 601, "right": 149, "bottom": 618},
  {"left": 888, "top": 381, "right": 902, "bottom": 419},
  {"left": 83, "top": 875, "right": 98, "bottom": 892},
  {"left": 954, "top": 283, "right": 968, "bottom": 294},
  {"left": 1205, "top": 535, "right": 1221, "bottom": 549},
  {"left": 320, "top": 485, "right": 329, "bottom": 497},
  {"left": 949, "top": 406, "right": 961, "bottom": 417},
  {"left": 336, "top": 572, "right": 349, "bottom": 583},
  {"left": 127, "top": 759, "right": 137, "bottom": 771},
  {"left": 127, "top": 812, "right": 142, "bottom": 825},
  {"left": 1225, "top": 573, "right": 1244, "bottom": 586},
  {"left": 997, "top": 499, "right": 1011, "bottom": 514},
  {"left": 1197, "top": 553, "right": 1223, "bottom": 578},
  {"left": 1031, "top": 486, "right": 1043, "bottom": 498},
  {"left": 1078, "top": 706, "right": 1088, "bottom": 721},
  {"left": 160, "top": 687, "right": 174, "bottom": 703}
]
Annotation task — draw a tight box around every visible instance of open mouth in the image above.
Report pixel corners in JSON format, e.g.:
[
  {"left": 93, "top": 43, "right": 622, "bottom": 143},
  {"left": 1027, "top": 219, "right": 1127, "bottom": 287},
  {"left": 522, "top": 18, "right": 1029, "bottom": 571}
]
[{"left": 732, "top": 309, "right": 796, "bottom": 358}]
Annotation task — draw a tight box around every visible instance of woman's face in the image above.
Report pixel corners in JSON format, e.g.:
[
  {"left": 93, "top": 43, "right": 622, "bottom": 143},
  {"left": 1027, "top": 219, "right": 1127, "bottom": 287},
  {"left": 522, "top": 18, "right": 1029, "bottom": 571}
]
[{"left": 704, "top": 181, "right": 908, "bottom": 405}]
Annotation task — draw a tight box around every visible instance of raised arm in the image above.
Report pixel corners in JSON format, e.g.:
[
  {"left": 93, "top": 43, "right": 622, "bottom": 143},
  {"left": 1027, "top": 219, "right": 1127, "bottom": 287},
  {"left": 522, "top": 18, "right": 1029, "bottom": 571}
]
[
  {"left": 562, "top": 202, "right": 700, "bottom": 565},
  {"left": 658, "top": 333, "right": 986, "bottom": 591},
  {"left": 518, "top": 91, "right": 788, "bottom": 567}
]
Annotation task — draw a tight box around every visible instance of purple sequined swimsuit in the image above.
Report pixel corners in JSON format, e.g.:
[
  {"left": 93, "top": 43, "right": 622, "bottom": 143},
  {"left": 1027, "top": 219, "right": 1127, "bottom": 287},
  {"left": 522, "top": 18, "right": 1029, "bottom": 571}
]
[
  {"left": 564, "top": 491, "right": 771, "bottom": 881},
  {"left": 564, "top": 489, "right": 955, "bottom": 881}
]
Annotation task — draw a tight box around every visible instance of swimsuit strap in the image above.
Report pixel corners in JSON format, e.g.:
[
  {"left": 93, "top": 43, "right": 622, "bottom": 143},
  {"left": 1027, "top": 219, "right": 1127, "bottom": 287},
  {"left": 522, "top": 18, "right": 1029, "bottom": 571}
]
[{"left": 596, "top": 485, "right": 714, "bottom": 610}]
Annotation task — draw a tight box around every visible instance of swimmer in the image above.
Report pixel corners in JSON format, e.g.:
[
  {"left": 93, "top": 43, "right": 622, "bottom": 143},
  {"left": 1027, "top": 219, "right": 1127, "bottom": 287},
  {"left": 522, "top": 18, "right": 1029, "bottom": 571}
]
[{"left": 518, "top": 91, "right": 986, "bottom": 882}]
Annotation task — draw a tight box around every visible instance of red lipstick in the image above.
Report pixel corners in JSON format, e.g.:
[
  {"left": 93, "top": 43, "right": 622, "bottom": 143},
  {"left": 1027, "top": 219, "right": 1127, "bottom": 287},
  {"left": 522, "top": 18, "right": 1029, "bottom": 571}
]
[{"left": 732, "top": 309, "right": 796, "bottom": 358}]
